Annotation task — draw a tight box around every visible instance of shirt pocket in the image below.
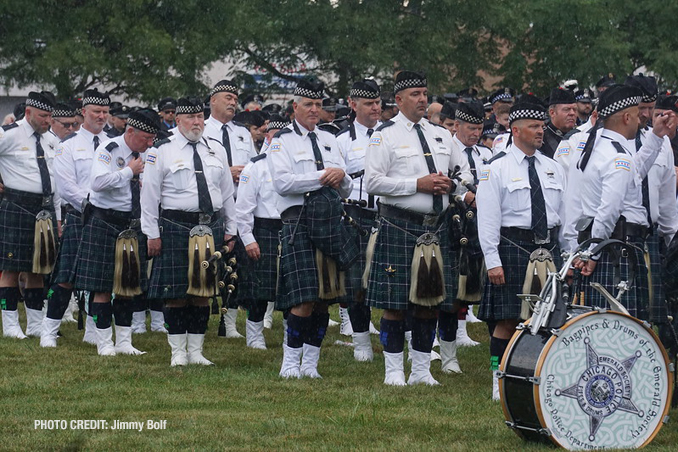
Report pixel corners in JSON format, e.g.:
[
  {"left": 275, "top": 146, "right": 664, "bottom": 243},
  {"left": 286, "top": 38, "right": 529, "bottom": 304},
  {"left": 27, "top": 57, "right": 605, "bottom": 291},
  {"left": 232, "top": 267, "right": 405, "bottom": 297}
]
[
  {"left": 506, "top": 179, "right": 531, "bottom": 213},
  {"left": 394, "top": 146, "right": 422, "bottom": 173},
  {"left": 204, "top": 158, "right": 224, "bottom": 185},
  {"left": 169, "top": 162, "right": 192, "bottom": 190},
  {"left": 72, "top": 150, "right": 93, "bottom": 175},
  {"left": 292, "top": 150, "right": 317, "bottom": 171},
  {"left": 542, "top": 178, "right": 564, "bottom": 209}
]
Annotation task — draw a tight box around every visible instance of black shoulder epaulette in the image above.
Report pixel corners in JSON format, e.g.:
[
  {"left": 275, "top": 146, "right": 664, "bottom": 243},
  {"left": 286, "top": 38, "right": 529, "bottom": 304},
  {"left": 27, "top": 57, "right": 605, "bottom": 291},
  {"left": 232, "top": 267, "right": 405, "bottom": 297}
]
[
  {"left": 1, "top": 123, "right": 19, "bottom": 131},
  {"left": 62, "top": 132, "right": 77, "bottom": 141},
  {"left": 336, "top": 125, "right": 351, "bottom": 137},
  {"left": 611, "top": 141, "right": 627, "bottom": 154},
  {"left": 207, "top": 137, "right": 221, "bottom": 145},
  {"left": 104, "top": 142, "right": 119, "bottom": 152},
  {"left": 274, "top": 128, "right": 293, "bottom": 139},
  {"left": 486, "top": 151, "right": 506, "bottom": 164},
  {"left": 232, "top": 121, "right": 246, "bottom": 128},
  {"left": 563, "top": 128, "right": 579, "bottom": 140},
  {"left": 375, "top": 120, "right": 394, "bottom": 132},
  {"left": 251, "top": 153, "right": 267, "bottom": 163},
  {"left": 153, "top": 137, "right": 171, "bottom": 148},
  {"left": 428, "top": 120, "right": 445, "bottom": 129},
  {"left": 477, "top": 143, "right": 491, "bottom": 151}
]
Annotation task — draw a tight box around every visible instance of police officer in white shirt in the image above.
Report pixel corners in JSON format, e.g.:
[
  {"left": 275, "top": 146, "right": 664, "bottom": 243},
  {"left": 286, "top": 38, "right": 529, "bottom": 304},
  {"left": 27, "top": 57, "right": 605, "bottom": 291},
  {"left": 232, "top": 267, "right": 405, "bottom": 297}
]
[
  {"left": 476, "top": 96, "right": 567, "bottom": 400},
  {"left": 0, "top": 91, "right": 57, "bottom": 339},
  {"left": 268, "top": 77, "right": 353, "bottom": 379},
  {"left": 141, "top": 97, "right": 237, "bottom": 367},
  {"left": 336, "top": 78, "right": 383, "bottom": 362},
  {"left": 50, "top": 88, "right": 111, "bottom": 345},
  {"left": 364, "top": 70, "right": 472, "bottom": 386},
  {"left": 235, "top": 116, "right": 289, "bottom": 350}
]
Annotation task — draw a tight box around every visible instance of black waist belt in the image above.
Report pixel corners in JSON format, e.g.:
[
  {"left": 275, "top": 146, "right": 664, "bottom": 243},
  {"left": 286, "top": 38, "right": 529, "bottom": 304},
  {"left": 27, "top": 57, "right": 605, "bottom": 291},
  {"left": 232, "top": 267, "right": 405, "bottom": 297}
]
[
  {"left": 90, "top": 205, "right": 132, "bottom": 227},
  {"left": 280, "top": 206, "right": 304, "bottom": 222},
  {"left": 501, "top": 226, "right": 559, "bottom": 245},
  {"left": 344, "top": 204, "right": 377, "bottom": 222},
  {"left": 254, "top": 217, "right": 283, "bottom": 230},
  {"left": 161, "top": 209, "right": 218, "bottom": 224},
  {"left": 63, "top": 204, "right": 78, "bottom": 215},
  {"left": 378, "top": 203, "right": 442, "bottom": 227},
  {"left": 578, "top": 219, "right": 648, "bottom": 243},
  {"left": 2, "top": 187, "right": 50, "bottom": 208}
]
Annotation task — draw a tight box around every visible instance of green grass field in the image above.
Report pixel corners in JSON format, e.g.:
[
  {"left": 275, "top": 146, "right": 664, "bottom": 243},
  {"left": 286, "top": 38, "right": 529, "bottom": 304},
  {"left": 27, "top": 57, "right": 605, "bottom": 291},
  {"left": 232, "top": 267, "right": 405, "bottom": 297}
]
[{"left": 1, "top": 307, "right": 676, "bottom": 451}]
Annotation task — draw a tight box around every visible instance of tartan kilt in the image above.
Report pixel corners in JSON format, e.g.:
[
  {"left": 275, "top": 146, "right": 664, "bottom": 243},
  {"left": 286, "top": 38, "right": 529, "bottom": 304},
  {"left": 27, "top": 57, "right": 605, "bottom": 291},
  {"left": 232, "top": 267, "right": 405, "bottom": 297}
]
[
  {"left": 74, "top": 215, "right": 147, "bottom": 294},
  {"left": 52, "top": 211, "right": 83, "bottom": 284},
  {"left": 341, "top": 214, "right": 377, "bottom": 304},
  {"left": 0, "top": 199, "right": 43, "bottom": 272},
  {"left": 581, "top": 236, "right": 649, "bottom": 321},
  {"left": 646, "top": 229, "right": 668, "bottom": 323},
  {"left": 365, "top": 214, "right": 458, "bottom": 312},
  {"left": 238, "top": 222, "right": 281, "bottom": 308},
  {"left": 147, "top": 216, "right": 225, "bottom": 299},
  {"left": 478, "top": 236, "right": 560, "bottom": 322}
]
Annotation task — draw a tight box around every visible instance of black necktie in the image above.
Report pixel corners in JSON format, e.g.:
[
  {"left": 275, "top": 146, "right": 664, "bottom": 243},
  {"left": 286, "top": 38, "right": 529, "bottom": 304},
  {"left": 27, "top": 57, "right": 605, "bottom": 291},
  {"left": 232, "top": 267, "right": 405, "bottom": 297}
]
[
  {"left": 33, "top": 132, "right": 51, "bottom": 197},
  {"left": 527, "top": 156, "right": 548, "bottom": 241},
  {"left": 189, "top": 142, "right": 214, "bottom": 214},
  {"left": 413, "top": 123, "right": 442, "bottom": 214},
  {"left": 93, "top": 136, "right": 100, "bottom": 150},
  {"left": 367, "top": 128, "right": 374, "bottom": 137},
  {"left": 464, "top": 147, "right": 478, "bottom": 185},
  {"left": 636, "top": 132, "right": 653, "bottom": 225},
  {"left": 308, "top": 131, "right": 324, "bottom": 170},
  {"left": 221, "top": 124, "right": 233, "bottom": 167},
  {"left": 130, "top": 152, "right": 141, "bottom": 219}
]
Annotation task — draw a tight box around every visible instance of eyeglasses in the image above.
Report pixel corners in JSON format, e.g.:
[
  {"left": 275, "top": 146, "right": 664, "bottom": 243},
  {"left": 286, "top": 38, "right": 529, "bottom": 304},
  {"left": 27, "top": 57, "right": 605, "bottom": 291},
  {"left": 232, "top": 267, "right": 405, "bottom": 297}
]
[
  {"left": 55, "top": 120, "right": 78, "bottom": 129},
  {"left": 163, "top": 110, "right": 176, "bottom": 115}
]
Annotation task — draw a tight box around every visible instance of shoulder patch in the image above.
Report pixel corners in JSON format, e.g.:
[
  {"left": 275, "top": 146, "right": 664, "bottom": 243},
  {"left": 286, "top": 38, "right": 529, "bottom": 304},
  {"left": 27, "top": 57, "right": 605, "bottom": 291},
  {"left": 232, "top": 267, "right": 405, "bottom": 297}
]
[
  {"left": 97, "top": 152, "right": 111, "bottom": 165},
  {"left": 62, "top": 132, "right": 77, "bottom": 142},
  {"left": 611, "top": 141, "right": 628, "bottom": 155},
  {"left": 614, "top": 156, "right": 631, "bottom": 171},
  {"left": 1, "top": 123, "right": 19, "bottom": 131},
  {"left": 494, "top": 135, "right": 504, "bottom": 144},
  {"left": 369, "top": 135, "right": 382, "bottom": 146},
  {"left": 556, "top": 145, "right": 570, "bottom": 157},
  {"left": 251, "top": 153, "right": 267, "bottom": 163},
  {"left": 486, "top": 151, "right": 506, "bottom": 164},
  {"left": 273, "top": 128, "right": 293, "bottom": 139},
  {"left": 375, "top": 120, "right": 394, "bottom": 132},
  {"left": 104, "top": 142, "right": 119, "bottom": 152},
  {"left": 153, "top": 138, "right": 171, "bottom": 148},
  {"left": 239, "top": 174, "right": 250, "bottom": 184},
  {"left": 479, "top": 169, "right": 490, "bottom": 181},
  {"left": 146, "top": 153, "right": 157, "bottom": 165}
]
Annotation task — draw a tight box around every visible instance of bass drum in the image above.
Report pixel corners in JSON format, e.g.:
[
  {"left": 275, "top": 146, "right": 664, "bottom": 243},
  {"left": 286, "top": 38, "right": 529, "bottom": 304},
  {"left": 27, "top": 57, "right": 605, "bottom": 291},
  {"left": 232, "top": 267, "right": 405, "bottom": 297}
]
[{"left": 500, "top": 306, "right": 673, "bottom": 450}]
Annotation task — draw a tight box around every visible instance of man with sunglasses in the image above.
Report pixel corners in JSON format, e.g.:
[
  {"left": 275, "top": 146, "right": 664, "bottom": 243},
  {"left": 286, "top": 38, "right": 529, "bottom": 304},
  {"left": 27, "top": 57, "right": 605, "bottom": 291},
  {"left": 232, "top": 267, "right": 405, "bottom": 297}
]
[{"left": 50, "top": 103, "right": 79, "bottom": 140}]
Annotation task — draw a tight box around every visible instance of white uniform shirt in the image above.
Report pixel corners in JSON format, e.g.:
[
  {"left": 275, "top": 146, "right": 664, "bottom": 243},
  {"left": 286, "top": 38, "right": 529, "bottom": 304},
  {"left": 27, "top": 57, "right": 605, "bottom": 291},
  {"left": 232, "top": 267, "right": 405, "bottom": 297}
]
[
  {"left": 235, "top": 153, "right": 281, "bottom": 247},
  {"left": 89, "top": 135, "right": 145, "bottom": 212},
  {"left": 267, "top": 120, "right": 352, "bottom": 214},
  {"left": 53, "top": 127, "right": 109, "bottom": 211},
  {"left": 140, "top": 133, "right": 237, "bottom": 239},
  {"left": 0, "top": 119, "right": 59, "bottom": 195},
  {"left": 492, "top": 132, "right": 510, "bottom": 153},
  {"left": 364, "top": 112, "right": 472, "bottom": 214},
  {"left": 451, "top": 134, "right": 493, "bottom": 185},
  {"left": 204, "top": 116, "right": 256, "bottom": 166},
  {"left": 477, "top": 144, "right": 567, "bottom": 270},
  {"left": 337, "top": 119, "right": 382, "bottom": 208}
]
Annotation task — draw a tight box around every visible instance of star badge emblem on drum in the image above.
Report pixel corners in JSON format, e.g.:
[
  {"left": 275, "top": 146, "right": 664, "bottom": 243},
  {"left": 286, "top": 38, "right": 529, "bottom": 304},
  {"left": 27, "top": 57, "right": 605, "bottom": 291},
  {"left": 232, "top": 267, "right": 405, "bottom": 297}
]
[{"left": 555, "top": 337, "right": 642, "bottom": 442}]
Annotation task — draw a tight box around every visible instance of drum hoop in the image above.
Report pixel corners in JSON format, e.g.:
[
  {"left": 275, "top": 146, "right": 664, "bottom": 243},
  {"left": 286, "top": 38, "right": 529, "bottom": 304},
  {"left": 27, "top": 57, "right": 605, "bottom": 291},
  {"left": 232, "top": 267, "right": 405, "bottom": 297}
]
[
  {"left": 498, "top": 319, "right": 532, "bottom": 431},
  {"left": 531, "top": 309, "right": 674, "bottom": 449}
]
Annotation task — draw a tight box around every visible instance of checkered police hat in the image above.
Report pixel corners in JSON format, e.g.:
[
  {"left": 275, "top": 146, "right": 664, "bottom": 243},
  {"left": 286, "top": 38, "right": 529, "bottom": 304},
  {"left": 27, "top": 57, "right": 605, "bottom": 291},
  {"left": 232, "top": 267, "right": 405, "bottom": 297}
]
[
  {"left": 26, "top": 91, "right": 56, "bottom": 112},
  {"left": 440, "top": 101, "right": 457, "bottom": 121},
  {"left": 350, "top": 79, "right": 380, "bottom": 99},
  {"left": 82, "top": 89, "right": 110, "bottom": 107},
  {"left": 127, "top": 109, "right": 161, "bottom": 134},
  {"left": 454, "top": 101, "right": 485, "bottom": 124},
  {"left": 489, "top": 87, "right": 515, "bottom": 105},
  {"left": 508, "top": 95, "right": 548, "bottom": 125},
  {"left": 294, "top": 77, "right": 325, "bottom": 99},
  {"left": 574, "top": 88, "right": 593, "bottom": 103},
  {"left": 394, "top": 71, "right": 426, "bottom": 94},
  {"left": 176, "top": 96, "right": 205, "bottom": 115},
  {"left": 157, "top": 97, "right": 177, "bottom": 111},
  {"left": 549, "top": 87, "right": 576, "bottom": 105},
  {"left": 266, "top": 114, "right": 289, "bottom": 132},
  {"left": 597, "top": 84, "right": 642, "bottom": 119},
  {"left": 51, "top": 102, "right": 76, "bottom": 118},
  {"left": 210, "top": 79, "right": 239, "bottom": 98},
  {"left": 624, "top": 74, "right": 658, "bottom": 103}
]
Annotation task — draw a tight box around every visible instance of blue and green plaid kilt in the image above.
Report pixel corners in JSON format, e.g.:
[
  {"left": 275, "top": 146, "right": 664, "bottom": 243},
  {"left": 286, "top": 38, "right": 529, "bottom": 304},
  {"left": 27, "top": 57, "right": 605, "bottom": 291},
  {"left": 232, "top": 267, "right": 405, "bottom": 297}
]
[
  {"left": 365, "top": 213, "right": 457, "bottom": 312},
  {"left": 147, "top": 215, "right": 224, "bottom": 299},
  {"left": 341, "top": 213, "right": 377, "bottom": 304},
  {"left": 478, "top": 236, "right": 560, "bottom": 322},
  {"left": 52, "top": 211, "right": 83, "bottom": 284},
  {"left": 581, "top": 236, "right": 650, "bottom": 320},
  {"left": 238, "top": 221, "right": 281, "bottom": 308},
  {"left": 646, "top": 229, "right": 668, "bottom": 323},
  {"left": 0, "top": 199, "right": 44, "bottom": 272},
  {"left": 74, "top": 215, "right": 147, "bottom": 294}
]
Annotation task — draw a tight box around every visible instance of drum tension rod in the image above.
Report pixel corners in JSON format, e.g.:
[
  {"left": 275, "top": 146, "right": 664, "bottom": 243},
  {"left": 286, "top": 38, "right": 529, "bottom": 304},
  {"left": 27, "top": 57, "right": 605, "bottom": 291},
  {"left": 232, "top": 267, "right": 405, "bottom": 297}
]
[
  {"left": 505, "top": 422, "right": 551, "bottom": 436},
  {"left": 497, "top": 371, "right": 541, "bottom": 385}
]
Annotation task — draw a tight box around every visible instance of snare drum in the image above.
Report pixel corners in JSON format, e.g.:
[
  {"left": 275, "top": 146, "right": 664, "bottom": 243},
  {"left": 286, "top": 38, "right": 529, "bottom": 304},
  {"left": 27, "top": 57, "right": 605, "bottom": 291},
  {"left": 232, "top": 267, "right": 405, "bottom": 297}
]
[{"left": 500, "top": 306, "right": 673, "bottom": 450}]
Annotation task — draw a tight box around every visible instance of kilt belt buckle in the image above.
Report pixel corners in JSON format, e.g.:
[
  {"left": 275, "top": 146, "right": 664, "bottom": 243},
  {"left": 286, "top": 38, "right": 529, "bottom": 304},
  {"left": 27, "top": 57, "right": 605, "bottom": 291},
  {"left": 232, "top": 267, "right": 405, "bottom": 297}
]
[
  {"left": 129, "top": 218, "right": 140, "bottom": 229},
  {"left": 534, "top": 229, "right": 550, "bottom": 245},
  {"left": 199, "top": 213, "right": 212, "bottom": 225},
  {"left": 423, "top": 214, "right": 439, "bottom": 227}
]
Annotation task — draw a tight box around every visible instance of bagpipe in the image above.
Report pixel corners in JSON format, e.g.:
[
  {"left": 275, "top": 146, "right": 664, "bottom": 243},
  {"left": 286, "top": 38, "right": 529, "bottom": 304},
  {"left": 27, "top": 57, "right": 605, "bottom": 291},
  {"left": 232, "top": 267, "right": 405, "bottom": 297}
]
[{"left": 199, "top": 244, "right": 239, "bottom": 337}]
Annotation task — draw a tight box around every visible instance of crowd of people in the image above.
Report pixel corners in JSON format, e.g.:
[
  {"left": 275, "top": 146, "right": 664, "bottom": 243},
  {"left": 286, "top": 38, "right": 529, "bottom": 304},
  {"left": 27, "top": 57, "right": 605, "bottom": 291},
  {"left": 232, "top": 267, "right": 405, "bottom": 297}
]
[{"left": 1, "top": 71, "right": 677, "bottom": 401}]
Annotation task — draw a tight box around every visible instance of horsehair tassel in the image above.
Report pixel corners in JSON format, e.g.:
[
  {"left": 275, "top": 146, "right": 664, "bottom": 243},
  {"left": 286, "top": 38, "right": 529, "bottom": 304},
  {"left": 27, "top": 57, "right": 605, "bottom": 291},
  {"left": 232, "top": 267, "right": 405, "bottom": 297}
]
[
  {"left": 192, "top": 242, "right": 201, "bottom": 290},
  {"left": 47, "top": 223, "right": 56, "bottom": 267},
  {"left": 122, "top": 242, "right": 130, "bottom": 289},
  {"left": 205, "top": 240, "right": 215, "bottom": 289},
  {"left": 129, "top": 241, "right": 140, "bottom": 289},
  {"left": 416, "top": 248, "right": 430, "bottom": 298},
  {"left": 428, "top": 247, "right": 443, "bottom": 298}
]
